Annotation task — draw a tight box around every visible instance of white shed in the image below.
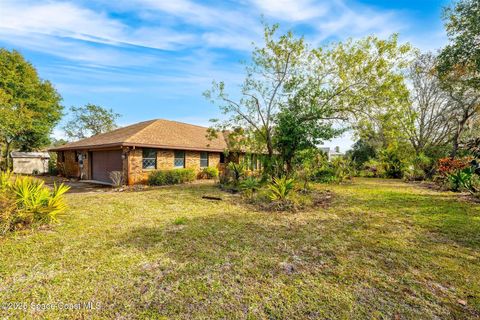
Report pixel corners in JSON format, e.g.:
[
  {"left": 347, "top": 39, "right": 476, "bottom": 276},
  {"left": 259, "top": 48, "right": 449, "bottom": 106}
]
[{"left": 11, "top": 152, "right": 50, "bottom": 175}]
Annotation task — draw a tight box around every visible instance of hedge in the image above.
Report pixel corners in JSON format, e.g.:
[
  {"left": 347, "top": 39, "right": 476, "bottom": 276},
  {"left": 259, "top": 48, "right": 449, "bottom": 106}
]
[{"left": 148, "top": 168, "right": 196, "bottom": 186}]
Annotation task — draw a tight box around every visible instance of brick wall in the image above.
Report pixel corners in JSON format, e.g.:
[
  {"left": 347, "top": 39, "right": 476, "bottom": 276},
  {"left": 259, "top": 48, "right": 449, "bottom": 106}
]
[
  {"left": 126, "top": 147, "right": 223, "bottom": 185},
  {"left": 57, "top": 150, "right": 90, "bottom": 179}
]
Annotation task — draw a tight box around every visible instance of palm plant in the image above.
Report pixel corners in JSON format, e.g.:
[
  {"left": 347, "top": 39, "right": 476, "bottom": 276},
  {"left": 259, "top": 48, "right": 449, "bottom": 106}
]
[
  {"left": 239, "top": 177, "right": 260, "bottom": 198},
  {"left": 11, "top": 177, "right": 70, "bottom": 224},
  {"left": 267, "top": 176, "right": 295, "bottom": 201}
]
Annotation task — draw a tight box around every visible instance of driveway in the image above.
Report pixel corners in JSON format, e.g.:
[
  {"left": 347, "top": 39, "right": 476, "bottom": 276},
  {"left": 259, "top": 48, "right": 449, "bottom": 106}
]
[{"left": 38, "top": 175, "right": 112, "bottom": 194}]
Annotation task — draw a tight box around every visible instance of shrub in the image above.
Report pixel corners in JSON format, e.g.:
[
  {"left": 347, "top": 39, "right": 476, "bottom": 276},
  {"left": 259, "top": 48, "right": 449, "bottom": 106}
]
[
  {"left": 109, "top": 171, "right": 124, "bottom": 187},
  {"left": 0, "top": 170, "right": 13, "bottom": 191},
  {"left": 148, "top": 168, "right": 196, "bottom": 186},
  {"left": 0, "top": 175, "right": 70, "bottom": 234},
  {"left": 0, "top": 193, "right": 18, "bottom": 235},
  {"left": 198, "top": 167, "right": 219, "bottom": 179},
  {"left": 380, "top": 149, "right": 407, "bottom": 179},
  {"left": 227, "top": 162, "right": 246, "bottom": 183},
  {"left": 362, "top": 159, "right": 385, "bottom": 178},
  {"left": 437, "top": 157, "right": 471, "bottom": 177},
  {"left": 239, "top": 177, "right": 260, "bottom": 198},
  {"left": 267, "top": 176, "right": 295, "bottom": 201},
  {"left": 11, "top": 177, "right": 71, "bottom": 224}
]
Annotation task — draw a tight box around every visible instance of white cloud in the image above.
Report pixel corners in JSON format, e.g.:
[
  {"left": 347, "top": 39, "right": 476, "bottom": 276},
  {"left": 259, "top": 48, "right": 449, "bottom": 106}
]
[
  {"left": 0, "top": 0, "right": 194, "bottom": 50},
  {"left": 250, "top": 0, "right": 329, "bottom": 21}
]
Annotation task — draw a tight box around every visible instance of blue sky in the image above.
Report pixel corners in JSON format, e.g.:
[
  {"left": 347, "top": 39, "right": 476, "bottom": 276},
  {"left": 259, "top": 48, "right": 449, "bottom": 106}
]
[{"left": 0, "top": 0, "right": 450, "bottom": 150}]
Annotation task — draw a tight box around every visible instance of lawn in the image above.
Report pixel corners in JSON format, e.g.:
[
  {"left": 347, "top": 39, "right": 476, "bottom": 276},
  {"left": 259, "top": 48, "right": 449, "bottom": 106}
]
[{"left": 1, "top": 178, "right": 479, "bottom": 319}]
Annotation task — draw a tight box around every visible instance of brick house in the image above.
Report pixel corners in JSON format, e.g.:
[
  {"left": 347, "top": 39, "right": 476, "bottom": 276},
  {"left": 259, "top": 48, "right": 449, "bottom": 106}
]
[{"left": 50, "top": 119, "right": 242, "bottom": 185}]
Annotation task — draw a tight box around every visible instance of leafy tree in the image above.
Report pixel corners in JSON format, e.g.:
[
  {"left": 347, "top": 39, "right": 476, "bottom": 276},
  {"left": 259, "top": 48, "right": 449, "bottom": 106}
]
[
  {"left": 347, "top": 139, "right": 377, "bottom": 169},
  {"left": 63, "top": 104, "right": 120, "bottom": 140},
  {"left": 206, "top": 24, "right": 413, "bottom": 176},
  {"left": 437, "top": 0, "right": 480, "bottom": 90},
  {"left": 0, "top": 49, "right": 63, "bottom": 169},
  {"left": 205, "top": 24, "right": 307, "bottom": 162}
]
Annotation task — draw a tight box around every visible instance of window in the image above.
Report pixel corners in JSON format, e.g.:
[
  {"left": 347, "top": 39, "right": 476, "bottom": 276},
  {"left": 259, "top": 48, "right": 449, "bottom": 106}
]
[
  {"left": 142, "top": 149, "right": 157, "bottom": 169},
  {"left": 174, "top": 151, "right": 185, "bottom": 168},
  {"left": 200, "top": 152, "right": 208, "bottom": 168},
  {"left": 59, "top": 152, "right": 65, "bottom": 162},
  {"left": 219, "top": 153, "right": 225, "bottom": 164}
]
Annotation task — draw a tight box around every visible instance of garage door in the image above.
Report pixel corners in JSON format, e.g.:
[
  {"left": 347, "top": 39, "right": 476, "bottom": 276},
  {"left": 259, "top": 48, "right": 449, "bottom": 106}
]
[{"left": 91, "top": 150, "right": 123, "bottom": 183}]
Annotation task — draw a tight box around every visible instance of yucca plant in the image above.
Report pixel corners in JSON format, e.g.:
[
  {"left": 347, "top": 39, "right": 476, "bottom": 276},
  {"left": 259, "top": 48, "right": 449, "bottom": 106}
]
[{"left": 267, "top": 176, "right": 296, "bottom": 201}]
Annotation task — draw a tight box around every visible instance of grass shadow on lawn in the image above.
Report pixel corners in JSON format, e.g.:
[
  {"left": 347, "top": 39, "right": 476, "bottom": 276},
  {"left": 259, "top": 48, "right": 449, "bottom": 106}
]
[{"left": 117, "top": 188, "right": 480, "bottom": 319}]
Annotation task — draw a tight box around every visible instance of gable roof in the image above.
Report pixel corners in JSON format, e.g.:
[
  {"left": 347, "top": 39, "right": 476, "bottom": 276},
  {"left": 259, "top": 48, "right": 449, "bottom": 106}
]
[{"left": 49, "top": 119, "right": 228, "bottom": 152}]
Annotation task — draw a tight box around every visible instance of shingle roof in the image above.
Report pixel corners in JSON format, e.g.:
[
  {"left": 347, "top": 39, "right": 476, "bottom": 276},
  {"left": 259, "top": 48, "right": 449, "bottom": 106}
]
[{"left": 49, "top": 119, "right": 228, "bottom": 152}]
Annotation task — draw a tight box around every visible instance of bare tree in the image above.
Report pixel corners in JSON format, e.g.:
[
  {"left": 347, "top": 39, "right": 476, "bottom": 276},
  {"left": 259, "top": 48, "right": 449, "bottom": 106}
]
[{"left": 404, "top": 53, "right": 454, "bottom": 155}]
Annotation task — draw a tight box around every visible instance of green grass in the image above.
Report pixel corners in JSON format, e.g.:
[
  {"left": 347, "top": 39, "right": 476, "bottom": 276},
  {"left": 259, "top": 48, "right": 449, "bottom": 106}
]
[{"left": 1, "top": 178, "right": 479, "bottom": 319}]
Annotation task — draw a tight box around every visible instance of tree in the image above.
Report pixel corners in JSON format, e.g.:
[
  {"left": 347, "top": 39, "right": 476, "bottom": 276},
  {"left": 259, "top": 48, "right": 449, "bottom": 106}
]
[
  {"left": 403, "top": 53, "right": 454, "bottom": 155},
  {"left": 63, "top": 104, "right": 120, "bottom": 140},
  {"left": 205, "top": 24, "right": 413, "bottom": 176},
  {"left": 205, "top": 24, "right": 307, "bottom": 163},
  {"left": 346, "top": 139, "right": 377, "bottom": 169},
  {"left": 446, "top": 86, "right": 479, "bottom": 157},
  {"left": 0, "top": 49, "right": 63, "bottom": 169},
  {"left": 437, "top": 0, "right": 480, "bottom": 91}
]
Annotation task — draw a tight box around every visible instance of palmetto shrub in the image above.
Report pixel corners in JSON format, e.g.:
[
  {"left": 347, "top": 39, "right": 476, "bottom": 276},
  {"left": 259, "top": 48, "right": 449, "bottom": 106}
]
[
  {"left": 0, "top": 174, "right": 70, "bottom": 235},
  {"left": 148, "top": 168, "right": 196, "bottom": 186}
]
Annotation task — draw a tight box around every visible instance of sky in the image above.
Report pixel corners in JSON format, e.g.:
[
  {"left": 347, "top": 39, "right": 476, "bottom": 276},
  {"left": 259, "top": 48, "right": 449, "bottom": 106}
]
[{"left": 0, "top": 0, "right": 450, "bottom": 151}]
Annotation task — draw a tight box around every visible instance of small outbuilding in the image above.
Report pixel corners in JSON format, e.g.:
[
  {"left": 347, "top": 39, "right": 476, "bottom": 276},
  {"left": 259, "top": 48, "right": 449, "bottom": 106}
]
[{"left": 11, "top": 152, "right": 50, "bottom": 175}]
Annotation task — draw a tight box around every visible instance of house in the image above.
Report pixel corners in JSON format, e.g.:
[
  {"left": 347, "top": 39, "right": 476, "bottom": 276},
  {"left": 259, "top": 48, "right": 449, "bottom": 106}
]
[
  {"left": 320, "top": 146, "right": 344, "bottom": 161},
  {"left": 11, "top": 152, "right": 50, "bottom": 175},
  {"left": 49, "top": 119, "right": 238, "bottom": 185}
]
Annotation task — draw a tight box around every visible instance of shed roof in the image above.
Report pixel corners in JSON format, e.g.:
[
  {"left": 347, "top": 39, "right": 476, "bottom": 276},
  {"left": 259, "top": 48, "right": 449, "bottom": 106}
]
[
  {"left": 11, "top": 152, "right": 50, "bottom": 159},
  {"left": 49, "top": 119, "right": 229, "bottom": 152}
]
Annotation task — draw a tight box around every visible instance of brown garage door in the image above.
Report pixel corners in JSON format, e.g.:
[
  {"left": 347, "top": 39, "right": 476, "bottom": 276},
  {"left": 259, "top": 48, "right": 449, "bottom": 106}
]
[{"left": 91, "top": 150, "right": 123, "bottom": 183}]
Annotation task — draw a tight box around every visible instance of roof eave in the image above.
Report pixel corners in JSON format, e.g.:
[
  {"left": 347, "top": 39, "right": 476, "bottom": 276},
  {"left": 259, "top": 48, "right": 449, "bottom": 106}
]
[{"left": 49, "top": 142, "right": 226, "bottom": 153}]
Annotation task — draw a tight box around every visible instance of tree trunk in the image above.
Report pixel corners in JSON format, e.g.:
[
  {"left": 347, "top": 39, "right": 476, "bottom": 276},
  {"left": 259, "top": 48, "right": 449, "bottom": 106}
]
[
  {"left": 450, "top": 115, "right": 469, "bottom": 159},
  {"left": 4, "top": 141, "right": 11, "bottom": 170}
]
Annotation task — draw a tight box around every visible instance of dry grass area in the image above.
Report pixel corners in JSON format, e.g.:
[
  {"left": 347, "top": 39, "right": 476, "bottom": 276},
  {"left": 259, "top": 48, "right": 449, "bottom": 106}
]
[{"left": 1, "top": 178, "right": 479, "bottom": 319}]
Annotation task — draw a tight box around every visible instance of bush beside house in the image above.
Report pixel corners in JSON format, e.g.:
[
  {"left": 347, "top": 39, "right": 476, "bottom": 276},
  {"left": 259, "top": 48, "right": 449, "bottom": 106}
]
[{"left": 148, "top": 168, "right": 196, "bottom": 186}]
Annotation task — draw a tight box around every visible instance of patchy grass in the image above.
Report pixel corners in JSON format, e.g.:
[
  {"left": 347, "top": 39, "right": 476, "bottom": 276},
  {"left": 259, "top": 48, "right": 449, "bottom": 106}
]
[{"left": 0, "top": 178, "right": 479, "bottom": 319}]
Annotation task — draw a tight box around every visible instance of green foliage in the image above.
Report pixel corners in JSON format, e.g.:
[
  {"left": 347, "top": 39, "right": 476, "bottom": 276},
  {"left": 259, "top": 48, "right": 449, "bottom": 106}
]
[
  {"left": 147, "top": 169, "right": 196, "bottom": 186},
  {"left": 347, "top": 139, "right": 377, "bottom": 169},
  {"left": 11, "top": 177, "right": 70, "bottom": 224},
  {"left": 379, "top": 148, "right": 407, "bottom": 179},
  {"left": 198, "top": 167, "right": 219, "bottom": 179},
  {"left": 406, "top": 153, "right": 435, "bottom": 181},
  {"left": 63, "top": 104, "right": 120, "bottom": 140},
  {"left": 267, "top": 176, "right": 295, "bottom": 201},
  {"left": 206, "top": 23, "right": 414, "bottom": 177},
  {"left": 0, "top": 49, "right": 63, "bottom": 167},
  {"left": 173, "top": 216, "right": 187, "bottom": 225},
  {"left": 239, "top": 177, "right": 261, "bottom": 198},
  {"left": 437, "top": 0, "right": 480, "bottom": 90},
  {"left": 361, "top": 159, "right": 386, "bottom": 178},
  {"left": 447, "top": 168, "right": 474, "bottom": 192},
  {"left": 227, "top": 161, "right": 246, "bottom": 183},
  {"left": 0, "top": 192, "right": 17, "bottom": 235},
  {"left": 0, "top": 169, "right": 13, "bottom": 191},
  {"left": 0, "top": 174, "right": 70, "bottom": 234}
]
